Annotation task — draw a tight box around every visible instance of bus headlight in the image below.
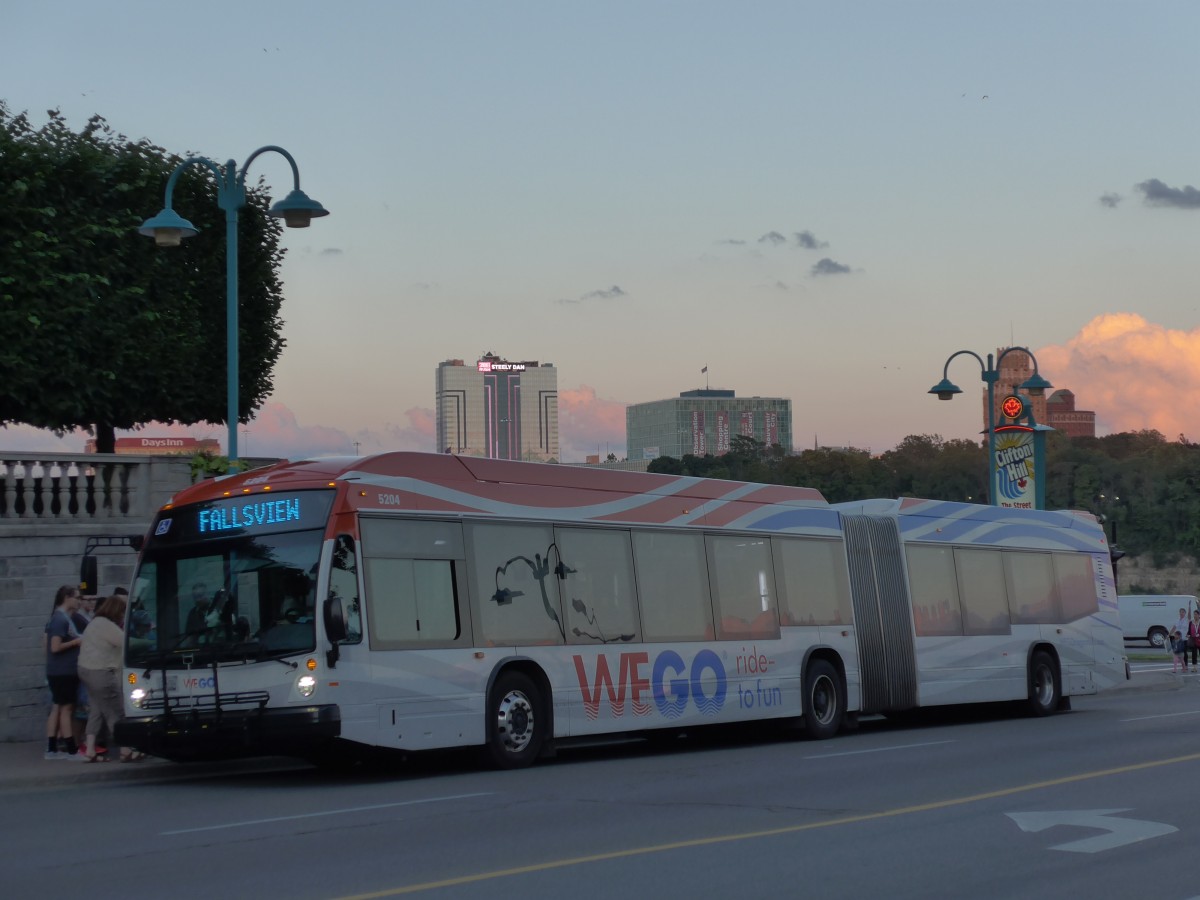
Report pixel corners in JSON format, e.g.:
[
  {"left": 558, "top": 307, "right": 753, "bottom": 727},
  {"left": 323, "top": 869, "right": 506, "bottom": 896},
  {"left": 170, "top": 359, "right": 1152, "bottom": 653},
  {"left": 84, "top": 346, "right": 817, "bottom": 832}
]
[
  {"left": 130, "top": 688, "right": 147, "bottom": 709},
  {"left": 296, "top": 675, "right": 317, "bottom": 698}
]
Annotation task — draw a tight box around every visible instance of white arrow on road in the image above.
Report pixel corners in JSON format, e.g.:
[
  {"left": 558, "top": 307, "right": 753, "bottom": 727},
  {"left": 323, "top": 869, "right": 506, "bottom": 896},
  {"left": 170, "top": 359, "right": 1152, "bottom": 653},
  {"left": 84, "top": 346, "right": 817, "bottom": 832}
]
[{"left": 1006, "top": 809, "right": 1177, "bottom": 853}]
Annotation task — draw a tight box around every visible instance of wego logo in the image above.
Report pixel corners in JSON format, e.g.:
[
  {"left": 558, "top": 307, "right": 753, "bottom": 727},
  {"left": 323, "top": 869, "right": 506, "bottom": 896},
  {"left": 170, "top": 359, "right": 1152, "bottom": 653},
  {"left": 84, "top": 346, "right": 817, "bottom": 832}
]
[{"left": 573, "top": 650, "right": 727, "bottom": 721}]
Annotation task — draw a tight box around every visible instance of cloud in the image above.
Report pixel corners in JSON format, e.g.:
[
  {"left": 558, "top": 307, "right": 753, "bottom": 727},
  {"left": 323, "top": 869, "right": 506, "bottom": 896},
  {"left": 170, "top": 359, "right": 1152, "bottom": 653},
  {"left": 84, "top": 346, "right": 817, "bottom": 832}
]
[
  {"left": 793, "top": 230, "right": 829, "bottom": 249},
  {"left": 757, "top": 231, "right": 787, "bottom": 246},
  {"left": 319, "top": 247, "right": 344, "bottom": 256},
  {"left": 556, "top": 385, "right": 627, "bottom": 462},
  {"left": 811, "top": 257, "right": 852, "bottom": 276},
  {"left": 0, "top": 401, "right": 436, "bottom": 459},
  {"left": 558, "top": 285, "right": 628, "bottom": 304},
  {"left": 1135, "top": 178, "right": 1200, "bottom": 209},
  {"left": 715, "top": 238, "right": 746, "bottom": 245},
  {"left": 1099, "top": 192, "right": 1122, "bottom": 208},
  {"left": 1035, "top": 313, "right": 1200, "bottom": 440},
  {"left": 0, "top": 423, "right": 90, "bottom": 453},
  {"left": 348, "top": 407, "right": 436, "bottom": 456}
]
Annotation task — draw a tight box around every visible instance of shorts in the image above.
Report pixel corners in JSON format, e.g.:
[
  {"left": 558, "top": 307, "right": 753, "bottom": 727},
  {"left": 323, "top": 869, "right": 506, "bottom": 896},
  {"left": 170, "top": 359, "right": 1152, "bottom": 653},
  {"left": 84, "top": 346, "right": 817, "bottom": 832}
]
[{"left": 48, "top": 674, "right": 80, "bottom": 706}]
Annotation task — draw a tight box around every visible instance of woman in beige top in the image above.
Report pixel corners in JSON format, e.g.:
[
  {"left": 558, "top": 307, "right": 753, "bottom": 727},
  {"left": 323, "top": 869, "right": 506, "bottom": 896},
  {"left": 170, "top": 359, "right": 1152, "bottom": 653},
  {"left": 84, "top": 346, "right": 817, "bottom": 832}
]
[{"left": 77, "top": 595, "right": 141, "bottom": 762}]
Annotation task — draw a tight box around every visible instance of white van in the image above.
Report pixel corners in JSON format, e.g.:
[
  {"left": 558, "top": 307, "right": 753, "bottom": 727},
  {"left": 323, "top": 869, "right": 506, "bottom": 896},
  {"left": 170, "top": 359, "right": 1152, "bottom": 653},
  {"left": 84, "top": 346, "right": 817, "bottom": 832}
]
[{"left": 1118, "top": 595, "right": 1197, "bottom": 648}]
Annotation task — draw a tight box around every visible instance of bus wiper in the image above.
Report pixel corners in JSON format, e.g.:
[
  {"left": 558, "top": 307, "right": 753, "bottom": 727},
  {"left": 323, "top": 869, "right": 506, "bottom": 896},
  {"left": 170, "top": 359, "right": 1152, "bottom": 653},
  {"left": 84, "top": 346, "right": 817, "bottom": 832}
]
[{"left": 245, "top": 641, "right": 299, "bottom": 669}]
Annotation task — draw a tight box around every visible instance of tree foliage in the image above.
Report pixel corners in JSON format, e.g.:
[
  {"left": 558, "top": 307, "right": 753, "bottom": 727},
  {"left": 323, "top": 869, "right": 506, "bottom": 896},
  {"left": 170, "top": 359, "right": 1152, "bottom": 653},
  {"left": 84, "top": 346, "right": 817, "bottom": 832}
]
[
  {"left": 0, "top": 104, "right": 287, "bottom": 451},
  {"left": 648, "top": 429, "right": 1200, "bottom": 562}
]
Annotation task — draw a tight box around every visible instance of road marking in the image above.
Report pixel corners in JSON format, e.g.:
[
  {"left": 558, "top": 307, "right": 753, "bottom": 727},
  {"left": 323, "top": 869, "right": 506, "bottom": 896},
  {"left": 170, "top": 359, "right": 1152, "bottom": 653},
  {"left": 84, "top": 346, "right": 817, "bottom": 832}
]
[
  {"left": 1006, "top": 809, "right": 1176, "bottom": 853},
  {"left": 161, "top": 792, "right": 493, "bottom": 835},
  {"left": 1120, "top": 709, "right": 1200, "bottom": 722},
  {"left": 332, "top": 750, "right": 1200, "bottom": 899},
  {"left": 805, "top": 740, "right": 956, "bottom": 759}
]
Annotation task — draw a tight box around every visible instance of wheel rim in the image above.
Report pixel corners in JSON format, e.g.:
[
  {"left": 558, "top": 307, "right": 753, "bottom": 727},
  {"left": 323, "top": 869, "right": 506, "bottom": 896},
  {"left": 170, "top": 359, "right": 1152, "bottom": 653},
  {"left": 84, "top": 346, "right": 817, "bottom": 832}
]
[
  {"left": 1152, "top": 633, "right": 1166, "bottom": 648},
  {"left": 1033, "top": 665, "right": 1054, "bottom": 706},
  {"left": 496, "top": 689, "right": 535, "bottom": 754},
  {"left": 810, "top": 674, "right": 837, "bottom": 726}
]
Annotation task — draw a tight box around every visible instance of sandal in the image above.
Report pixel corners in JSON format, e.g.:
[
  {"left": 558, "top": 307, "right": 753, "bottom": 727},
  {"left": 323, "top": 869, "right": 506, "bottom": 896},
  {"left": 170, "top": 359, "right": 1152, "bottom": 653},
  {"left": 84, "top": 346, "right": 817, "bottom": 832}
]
[{"left": 119, "top": 752, "right": 145, "bottom": 763}]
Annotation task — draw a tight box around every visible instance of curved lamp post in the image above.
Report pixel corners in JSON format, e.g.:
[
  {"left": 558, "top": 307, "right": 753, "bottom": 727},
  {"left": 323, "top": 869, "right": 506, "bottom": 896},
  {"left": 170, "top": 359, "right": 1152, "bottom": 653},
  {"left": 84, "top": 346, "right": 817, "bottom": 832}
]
[
  {"left": 928, "top": 347, "right": 1051, "bottom": 505},
  {"left": 139, "top": 146, "right": 328, "bottom": 462}
]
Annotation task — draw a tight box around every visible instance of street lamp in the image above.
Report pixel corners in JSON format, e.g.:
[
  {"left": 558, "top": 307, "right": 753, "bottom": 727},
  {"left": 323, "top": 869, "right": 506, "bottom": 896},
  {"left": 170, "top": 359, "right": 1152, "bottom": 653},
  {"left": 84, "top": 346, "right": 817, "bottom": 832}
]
[
  {"left": 929, "top": 347, "right": 1052, "bottom": 505},
  {"left": 139, "top": 146, "right": 328, "bottom": 462}
]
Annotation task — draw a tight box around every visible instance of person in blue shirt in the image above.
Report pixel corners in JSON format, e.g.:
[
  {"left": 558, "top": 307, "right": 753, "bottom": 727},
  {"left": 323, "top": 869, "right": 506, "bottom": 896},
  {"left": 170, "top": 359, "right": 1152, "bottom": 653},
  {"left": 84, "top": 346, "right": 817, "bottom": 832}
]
[{"left": 44, "top": 585, "right": 83, "bottom": 759}]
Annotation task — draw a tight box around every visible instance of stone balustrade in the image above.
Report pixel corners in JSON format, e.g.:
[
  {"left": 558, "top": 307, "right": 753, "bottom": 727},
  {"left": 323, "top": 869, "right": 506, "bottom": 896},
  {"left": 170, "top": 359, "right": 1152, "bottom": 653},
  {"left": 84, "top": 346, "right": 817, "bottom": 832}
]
[{"left": 0, "top": 453, "right": 159, "bottom": 523}]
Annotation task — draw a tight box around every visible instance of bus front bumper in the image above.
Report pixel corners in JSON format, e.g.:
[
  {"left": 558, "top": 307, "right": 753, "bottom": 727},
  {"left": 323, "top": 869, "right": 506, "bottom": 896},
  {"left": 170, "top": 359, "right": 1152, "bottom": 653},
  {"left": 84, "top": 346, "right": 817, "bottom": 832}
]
[{"left": 114, "top": 704, "right": 341, "bottom": 762}]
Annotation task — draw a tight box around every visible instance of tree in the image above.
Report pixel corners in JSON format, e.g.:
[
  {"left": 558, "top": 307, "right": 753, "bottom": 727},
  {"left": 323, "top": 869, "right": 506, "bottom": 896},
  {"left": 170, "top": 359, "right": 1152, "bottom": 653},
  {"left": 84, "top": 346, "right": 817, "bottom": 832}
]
[{"left": 0, "top": 104, "right": 286, "bottom": 452}]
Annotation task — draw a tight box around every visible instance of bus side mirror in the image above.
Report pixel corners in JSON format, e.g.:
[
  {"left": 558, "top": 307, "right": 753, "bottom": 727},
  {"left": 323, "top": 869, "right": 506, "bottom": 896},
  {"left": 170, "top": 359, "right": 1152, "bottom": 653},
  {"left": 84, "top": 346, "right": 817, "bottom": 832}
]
[
  {"left": 1110, "top": 546, "right": 1126, "bottom": 577},
  {"left": 324, "top": 594, "right": 347, "bottom": 642},
  {"left": 80, "top": 556, "right": 98, "bottom": 594},
  {"left": 323, "top": 594, "right": 347, "bottom": 668}
]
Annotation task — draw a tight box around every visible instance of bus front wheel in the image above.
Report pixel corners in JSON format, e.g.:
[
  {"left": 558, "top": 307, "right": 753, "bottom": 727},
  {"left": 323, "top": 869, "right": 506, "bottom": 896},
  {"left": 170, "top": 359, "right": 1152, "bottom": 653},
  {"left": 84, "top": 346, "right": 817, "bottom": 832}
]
[
  {"left": 804, "top": 659, "right": 844, "bottom": 740},
  {"left": 1027, "top": 651, "right": 1061, "bottom": 717},
  {"left": 486, "top": 671, "right": 545, "bottom": 769}
]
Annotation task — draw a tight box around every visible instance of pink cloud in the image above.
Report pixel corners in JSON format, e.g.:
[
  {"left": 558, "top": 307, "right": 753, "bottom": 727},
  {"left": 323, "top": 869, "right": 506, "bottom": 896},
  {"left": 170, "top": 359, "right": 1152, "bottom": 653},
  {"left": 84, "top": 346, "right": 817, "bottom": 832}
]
[
  {"left": 557, "top": 385, "right": 627, "bottom": 461},
  {"left": 1036, "top": 313, "right": 1200, "bottom": 440},
  {"left": 0, "top": 402, "right": 435, "bottom": 460}
]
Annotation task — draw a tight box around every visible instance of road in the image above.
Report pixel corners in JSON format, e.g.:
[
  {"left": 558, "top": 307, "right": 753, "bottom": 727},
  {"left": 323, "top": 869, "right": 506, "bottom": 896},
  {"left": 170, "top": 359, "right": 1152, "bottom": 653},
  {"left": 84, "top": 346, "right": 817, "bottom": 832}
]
[{"left": 5, "top": 684, "right": 1200, "bottom": 900}]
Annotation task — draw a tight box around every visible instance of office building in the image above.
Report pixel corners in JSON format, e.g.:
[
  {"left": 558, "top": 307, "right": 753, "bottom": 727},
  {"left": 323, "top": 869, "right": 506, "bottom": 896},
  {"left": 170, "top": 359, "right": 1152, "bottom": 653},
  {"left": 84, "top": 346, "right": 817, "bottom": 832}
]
[
  {"left": 435, "top": 353, "right": 559, "bottom": 461},
  {"left": 626, "top": 389, "right": 792, "bottom": 461}
]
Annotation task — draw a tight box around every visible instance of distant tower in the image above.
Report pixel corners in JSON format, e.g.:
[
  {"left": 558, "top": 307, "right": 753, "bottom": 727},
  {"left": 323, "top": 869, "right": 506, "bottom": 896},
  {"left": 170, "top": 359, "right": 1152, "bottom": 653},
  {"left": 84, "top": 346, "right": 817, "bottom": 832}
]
[
  {"left": 989, "top": 348, "right": 1048, "bottom": 427},
  {"left": 435, "top": 353, "right": 559, "bottom": 461},
  {"left": 986, "top": 347, "right": 1095, "bottom": 438}
]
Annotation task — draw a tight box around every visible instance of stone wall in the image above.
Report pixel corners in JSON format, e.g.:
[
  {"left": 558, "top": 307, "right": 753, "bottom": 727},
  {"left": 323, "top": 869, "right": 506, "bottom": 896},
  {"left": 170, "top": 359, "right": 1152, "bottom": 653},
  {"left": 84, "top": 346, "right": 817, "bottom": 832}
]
[{"left": 1, "top": 453, "right": 193, "bottom": 742}]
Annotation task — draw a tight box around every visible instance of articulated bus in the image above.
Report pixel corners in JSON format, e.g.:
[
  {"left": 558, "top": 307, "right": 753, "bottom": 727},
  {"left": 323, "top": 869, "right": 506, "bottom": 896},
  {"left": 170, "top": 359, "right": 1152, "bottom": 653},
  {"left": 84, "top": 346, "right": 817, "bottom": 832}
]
[{"left": 116, "top": 452, "right": 1126, "bottom": 768}]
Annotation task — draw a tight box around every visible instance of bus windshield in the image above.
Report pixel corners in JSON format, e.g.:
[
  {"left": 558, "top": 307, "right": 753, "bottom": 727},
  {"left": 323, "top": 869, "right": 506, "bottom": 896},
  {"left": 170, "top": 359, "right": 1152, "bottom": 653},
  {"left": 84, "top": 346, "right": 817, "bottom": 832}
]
[{"left": 126, "top": 528, "right": 325, "bottom": 667}]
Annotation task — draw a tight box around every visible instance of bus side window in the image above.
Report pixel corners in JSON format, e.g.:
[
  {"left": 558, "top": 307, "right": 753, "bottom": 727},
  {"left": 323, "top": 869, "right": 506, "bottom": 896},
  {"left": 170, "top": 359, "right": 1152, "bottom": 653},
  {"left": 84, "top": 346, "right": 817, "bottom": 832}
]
[{"left": 331, "top": 535, "right": 363, "bottom": 644}]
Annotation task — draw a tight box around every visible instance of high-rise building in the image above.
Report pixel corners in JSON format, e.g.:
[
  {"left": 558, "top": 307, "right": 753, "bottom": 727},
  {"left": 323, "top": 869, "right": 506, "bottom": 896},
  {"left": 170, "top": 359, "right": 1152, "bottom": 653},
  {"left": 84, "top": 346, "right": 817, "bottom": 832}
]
[
  {"left": 626, "top": 389, "right": 792, "bottom": 461},
  {"left": 435, "top": 353, "right": 559, "bottom": 461},
  {"left": 987, "top": 348, "right": 1095, "bottom": 438}
]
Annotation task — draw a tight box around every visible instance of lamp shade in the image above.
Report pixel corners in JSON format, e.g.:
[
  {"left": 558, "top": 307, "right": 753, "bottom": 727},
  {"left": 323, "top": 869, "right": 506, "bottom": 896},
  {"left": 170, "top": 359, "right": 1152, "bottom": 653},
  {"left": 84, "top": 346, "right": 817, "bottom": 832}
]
[
  {"left": 1020, "top": 372, "right": 1053, "bottom": 397},
  {"left": 268, "top": 189, "right": 330, "bottom": 228},
  {"left": 928, "top": 378, "right": 962, "bottom": 401},
  {"left": 137, "top": 208, "right": 198, "bottom": 247}
]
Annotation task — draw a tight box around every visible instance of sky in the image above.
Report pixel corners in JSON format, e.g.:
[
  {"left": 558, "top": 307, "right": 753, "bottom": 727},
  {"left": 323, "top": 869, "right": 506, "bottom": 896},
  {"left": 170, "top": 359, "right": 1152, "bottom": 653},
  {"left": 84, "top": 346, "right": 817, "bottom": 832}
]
[{"left": 3, "top": 1, "right": 1199, "bottom": 462}]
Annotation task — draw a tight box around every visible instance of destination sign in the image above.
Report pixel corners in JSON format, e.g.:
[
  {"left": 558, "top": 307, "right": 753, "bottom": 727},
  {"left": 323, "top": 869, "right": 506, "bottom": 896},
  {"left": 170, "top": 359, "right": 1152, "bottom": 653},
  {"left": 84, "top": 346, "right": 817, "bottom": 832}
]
[{"left": 149, "top": 490, "right": 334, "bottom": 545}]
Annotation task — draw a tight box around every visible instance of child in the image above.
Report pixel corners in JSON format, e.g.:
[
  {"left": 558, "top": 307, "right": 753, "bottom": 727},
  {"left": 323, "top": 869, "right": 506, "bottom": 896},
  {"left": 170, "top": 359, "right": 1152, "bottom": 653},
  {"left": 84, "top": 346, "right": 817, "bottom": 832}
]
[{"left": 1171, "top": 628, "right": 1185, "bottom": 673}]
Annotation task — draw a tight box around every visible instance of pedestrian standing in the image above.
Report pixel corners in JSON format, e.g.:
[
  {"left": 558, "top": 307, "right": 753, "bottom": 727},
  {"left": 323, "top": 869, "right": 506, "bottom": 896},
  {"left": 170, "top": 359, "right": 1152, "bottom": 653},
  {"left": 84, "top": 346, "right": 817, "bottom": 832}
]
[
  {"left": 44, "top": 585, "right": 83, "bottom": 759},
  {"left": 70, "top": 595, "right": 96, "bottom": 752},
  {"left": 77, "top": 595, "right": 139, "bottom": 762},
  {"left": 1175, "top": 607, "right": 1191, "bottom": 673},
  {"left": 1188, "top": 610, "right": 1200, "bottom": 670}
]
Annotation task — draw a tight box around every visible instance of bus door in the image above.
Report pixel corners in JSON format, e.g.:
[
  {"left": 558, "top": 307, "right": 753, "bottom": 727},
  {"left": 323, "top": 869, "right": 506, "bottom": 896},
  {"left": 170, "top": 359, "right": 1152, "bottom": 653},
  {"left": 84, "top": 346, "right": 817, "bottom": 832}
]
[{"left": 841, "top": 514, "right": 918, "bottom": 713}]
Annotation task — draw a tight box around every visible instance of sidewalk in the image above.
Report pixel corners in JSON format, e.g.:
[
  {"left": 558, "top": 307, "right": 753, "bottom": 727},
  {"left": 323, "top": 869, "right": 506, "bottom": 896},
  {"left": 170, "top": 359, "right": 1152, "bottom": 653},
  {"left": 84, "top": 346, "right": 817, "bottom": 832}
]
[{"left": 0, "top": 741, "right": 306, "bottom": 791}]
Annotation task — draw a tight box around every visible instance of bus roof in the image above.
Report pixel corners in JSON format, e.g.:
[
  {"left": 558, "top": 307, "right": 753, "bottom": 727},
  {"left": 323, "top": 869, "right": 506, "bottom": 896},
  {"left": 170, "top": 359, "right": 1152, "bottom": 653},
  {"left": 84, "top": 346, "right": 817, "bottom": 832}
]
[{"left": 165, "top": 452, "right": 831, "bottom": 526}]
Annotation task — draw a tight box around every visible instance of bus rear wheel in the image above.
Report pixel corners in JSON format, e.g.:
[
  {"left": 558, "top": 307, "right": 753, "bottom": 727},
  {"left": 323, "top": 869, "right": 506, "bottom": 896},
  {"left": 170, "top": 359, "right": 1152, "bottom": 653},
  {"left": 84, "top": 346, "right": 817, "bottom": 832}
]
[
  {"left": 485, "top": 671, "right": 545, "bottom": 769},
  {"left": 1027, "top": 650, "right": 1061, "bottom": 717},
  {"left": 804, "top": 659, "right": 844, "bottom": 740}
]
